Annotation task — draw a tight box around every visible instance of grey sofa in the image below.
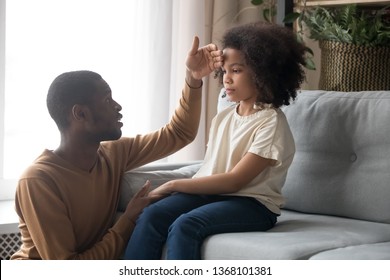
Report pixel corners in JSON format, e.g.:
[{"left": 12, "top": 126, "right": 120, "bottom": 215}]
[{"left": 118, "top": 90, "right": 390, "bottom": 259}]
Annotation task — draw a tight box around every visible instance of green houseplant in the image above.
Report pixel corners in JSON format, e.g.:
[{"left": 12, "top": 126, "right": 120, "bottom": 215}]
[
  {"left": 302, "top": 4, "right": 390, "bottom": 47},
  {"left": 301, "top": 4, "right": 390, "bottom": 91},
  {"left": 250, "top": 0, "right": 390, "bottom": 91}
]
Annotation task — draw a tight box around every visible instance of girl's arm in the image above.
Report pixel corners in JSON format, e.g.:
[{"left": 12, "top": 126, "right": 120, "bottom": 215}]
[{"left": 149, "top": 153, "right": 276, "bottom": 197}]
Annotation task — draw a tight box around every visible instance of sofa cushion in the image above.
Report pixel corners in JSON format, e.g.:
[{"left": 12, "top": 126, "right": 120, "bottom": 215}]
[
  {"left": 309, "top": 241, "right": 390, "bottom": 260},
  {"left": 282, "top": 90, "right": 390, "bottom": 224},
  {"left": 200, "top": 210, "right": 390, "bottom": 260},
  {"left": 118, "top": 163, "right": 202, "bottom": 211}
]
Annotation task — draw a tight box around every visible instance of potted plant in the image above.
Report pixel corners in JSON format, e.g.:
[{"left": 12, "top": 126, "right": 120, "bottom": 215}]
[
  {"left": 299, "top": 4, "right": 390, "bottom": 91},
  {"left": 250, "top": 0, "right": 390, "bottom": 91}
]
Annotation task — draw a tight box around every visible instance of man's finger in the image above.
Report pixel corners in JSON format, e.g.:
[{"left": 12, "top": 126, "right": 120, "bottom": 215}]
[
  {"left": 134, "top": 180, "right": 151, "bottom": 198},
  {"left": 211, "top": 50, "right": 223, "bottom": 62},
  {"left": 205, "top": 43, "right": 218, "bottom": 52},
  {"left": 188, "top": 36, "right": 200, "bottom": 56}
]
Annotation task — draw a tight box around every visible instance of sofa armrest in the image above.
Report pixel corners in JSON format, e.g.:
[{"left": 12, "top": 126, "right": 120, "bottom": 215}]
[
  {"left": 118, "top": 161, "right": 202, "bottom": 211},
  {"left": 133, "top": 160, "right": 203, "bottom": 172}
]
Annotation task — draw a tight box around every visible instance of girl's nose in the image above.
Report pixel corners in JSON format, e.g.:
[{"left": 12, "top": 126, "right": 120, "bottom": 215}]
[{"left": 224, "top": 76, "right": 232, "bottom": 84}]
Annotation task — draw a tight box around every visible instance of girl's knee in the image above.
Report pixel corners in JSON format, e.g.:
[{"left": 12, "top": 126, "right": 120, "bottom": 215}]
[
  {"left": 137, "top": 204, "right": 165, "bottom": 224},
  {"left": 168, "top": 214, "right": 203, "bottom": 236}
]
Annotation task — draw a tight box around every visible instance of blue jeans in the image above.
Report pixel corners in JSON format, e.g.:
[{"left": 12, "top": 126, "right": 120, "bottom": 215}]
[{"left": 123, "top": 193, "right": 277, "bottom": 260}]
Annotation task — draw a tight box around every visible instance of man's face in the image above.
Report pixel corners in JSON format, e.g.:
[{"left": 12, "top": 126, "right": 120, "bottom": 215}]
[{"left": 84, "top": 79, "right": 123, "bottom": 142}]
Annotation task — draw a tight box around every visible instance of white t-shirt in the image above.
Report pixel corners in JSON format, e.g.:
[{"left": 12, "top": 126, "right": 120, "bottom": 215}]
[{"left": 193, "top": 104, "right": 295, "bottom": 214}]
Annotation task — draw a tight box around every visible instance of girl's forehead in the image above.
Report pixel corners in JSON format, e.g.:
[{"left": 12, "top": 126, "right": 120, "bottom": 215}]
[
  {"left": 222, "top": 48, "right": 246, "bottom": 65},
  {"left": 223, "top": 48, "right": 243, "bottom": 59}
]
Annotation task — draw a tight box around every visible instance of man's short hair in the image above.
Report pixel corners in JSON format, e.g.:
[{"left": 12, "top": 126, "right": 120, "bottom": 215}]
[{"left": 47, "top": 70, "right": 102, "bottom": 130}]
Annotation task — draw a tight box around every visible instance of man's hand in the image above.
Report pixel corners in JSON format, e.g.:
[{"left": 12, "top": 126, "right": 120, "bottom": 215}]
[
  {"left": 186, "top": 36, "right": 223, "bottom": 81},
  {"left": 124, "top": 180, "right": 154, "bottom": 223}
]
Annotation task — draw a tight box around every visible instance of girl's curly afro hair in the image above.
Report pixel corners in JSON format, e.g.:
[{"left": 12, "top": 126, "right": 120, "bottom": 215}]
[{"left": 215, "top": 22, "right": 307, "bottom": 108}]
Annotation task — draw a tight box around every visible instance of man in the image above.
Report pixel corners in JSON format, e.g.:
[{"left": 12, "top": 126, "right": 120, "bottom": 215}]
[{"left": 11, "top": 36, "right": 223, "bottom": 259}]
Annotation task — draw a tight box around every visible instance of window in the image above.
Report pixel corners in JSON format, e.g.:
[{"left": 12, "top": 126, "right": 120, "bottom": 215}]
[
  {"left": 2, "top": 0, "right": 177, "bottom": 182},
  {"left": 1, "top": 0, "right": 214, "bottom": 201}
]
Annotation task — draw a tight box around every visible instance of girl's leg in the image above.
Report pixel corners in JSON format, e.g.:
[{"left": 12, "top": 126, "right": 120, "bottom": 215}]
[
  {"left": 123, "top": 193, "right": 212, "bottom": 259},
  {"left": 166, "top": 196, "right": 277, "bottom": 260}
]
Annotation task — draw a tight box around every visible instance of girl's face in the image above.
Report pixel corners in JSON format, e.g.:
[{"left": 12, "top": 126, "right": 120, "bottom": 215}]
[{"left": 221, "top": 48, "right": 258, "bottom": 104}]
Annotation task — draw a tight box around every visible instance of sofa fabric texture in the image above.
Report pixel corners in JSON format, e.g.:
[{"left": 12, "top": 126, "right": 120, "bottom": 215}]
[{"left": 118, "top": 90, "right": 390, "bottom": 259}]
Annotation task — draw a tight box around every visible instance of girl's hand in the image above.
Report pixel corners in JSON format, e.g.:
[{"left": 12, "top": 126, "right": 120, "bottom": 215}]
[{"left": 148, "top": 181, "right": 174, "bottom": 198}]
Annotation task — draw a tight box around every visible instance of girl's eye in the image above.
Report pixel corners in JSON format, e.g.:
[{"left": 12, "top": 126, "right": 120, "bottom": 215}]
[{"left": 232, "top": 69, "right": 241, "bottom": 73}]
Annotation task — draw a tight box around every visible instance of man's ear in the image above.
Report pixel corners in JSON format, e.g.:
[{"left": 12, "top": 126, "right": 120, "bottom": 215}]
[{"left": 71, "top": 104, "right": 90, "bottom": 122}]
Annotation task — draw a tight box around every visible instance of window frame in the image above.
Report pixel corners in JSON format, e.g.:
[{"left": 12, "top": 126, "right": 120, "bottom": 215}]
[
  {"left": 1, "top": 0, "right": 5, "bottom": 181},
  {"left": 0, "top": 0, "right": 14, "bottom": 201}
]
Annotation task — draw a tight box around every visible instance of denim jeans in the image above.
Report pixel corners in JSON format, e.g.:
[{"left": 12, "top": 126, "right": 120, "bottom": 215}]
[{"left": 123, "top": 193, "right": 277, "bottom": 260}]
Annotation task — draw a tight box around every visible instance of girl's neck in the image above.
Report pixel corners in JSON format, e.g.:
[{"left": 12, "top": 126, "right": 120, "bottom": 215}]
[{"left": 237, "top": 102, "right": 260, "bottom": 116}]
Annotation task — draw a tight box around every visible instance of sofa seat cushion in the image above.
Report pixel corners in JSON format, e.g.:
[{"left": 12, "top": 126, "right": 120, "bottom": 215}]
[
  {"left": 200, "top": 210, "right": 390, "bottom": 260},
  {"left": 309, "top": 241, "right": 390, "bottom": 260}
]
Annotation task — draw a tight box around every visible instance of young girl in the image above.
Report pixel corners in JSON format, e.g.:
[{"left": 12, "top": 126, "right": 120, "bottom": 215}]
[{"left": 124, "top": 22, "right": 306, "bottom": 260}]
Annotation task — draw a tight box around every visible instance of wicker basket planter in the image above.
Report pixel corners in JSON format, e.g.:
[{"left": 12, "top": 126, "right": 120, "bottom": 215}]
[{"left": 319, "top": 40, "right": 390, "bottom": 91}]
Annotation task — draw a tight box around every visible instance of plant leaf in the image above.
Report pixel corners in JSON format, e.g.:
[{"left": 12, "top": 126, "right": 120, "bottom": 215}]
[
  {"left": 304, "top": 57, "right": 316, "bottom": 70},
  {"left": 263, "top": 8, "right": 272, "bottom": 23},
  {"left": 283, "top": 12, "right": 300, "bottom": 23},
  {"left": 251, "top": 0, "right": 264, "bottom": 6}
]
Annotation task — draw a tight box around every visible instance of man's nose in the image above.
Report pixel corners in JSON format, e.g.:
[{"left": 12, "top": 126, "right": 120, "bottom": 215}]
[{"left": 114, "top": 102, "right": 122, "bottom": 111}]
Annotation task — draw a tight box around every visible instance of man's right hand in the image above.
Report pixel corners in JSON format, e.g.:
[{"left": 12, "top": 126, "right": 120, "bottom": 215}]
[
  {"left": 185, "top": 36, "right": 224, "bottom": 82},
  {"left": 124, "top": 180, "right": 154, "bottom": 224}
]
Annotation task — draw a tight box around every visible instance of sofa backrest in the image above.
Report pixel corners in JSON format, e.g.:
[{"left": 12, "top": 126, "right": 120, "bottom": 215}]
[{"left": 281, "top": 90, "right": 390, "bottom": 224}]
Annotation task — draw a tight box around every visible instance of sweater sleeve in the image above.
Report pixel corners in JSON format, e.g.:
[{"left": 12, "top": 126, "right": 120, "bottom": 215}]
[{"left": 113, "top": 81, "right": 203, "bottom": 170}]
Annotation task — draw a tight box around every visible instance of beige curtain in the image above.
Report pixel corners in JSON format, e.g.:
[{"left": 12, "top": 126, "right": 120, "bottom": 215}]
[{"left": 167, "top": 0, "right": 207, "bottom": 162}]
